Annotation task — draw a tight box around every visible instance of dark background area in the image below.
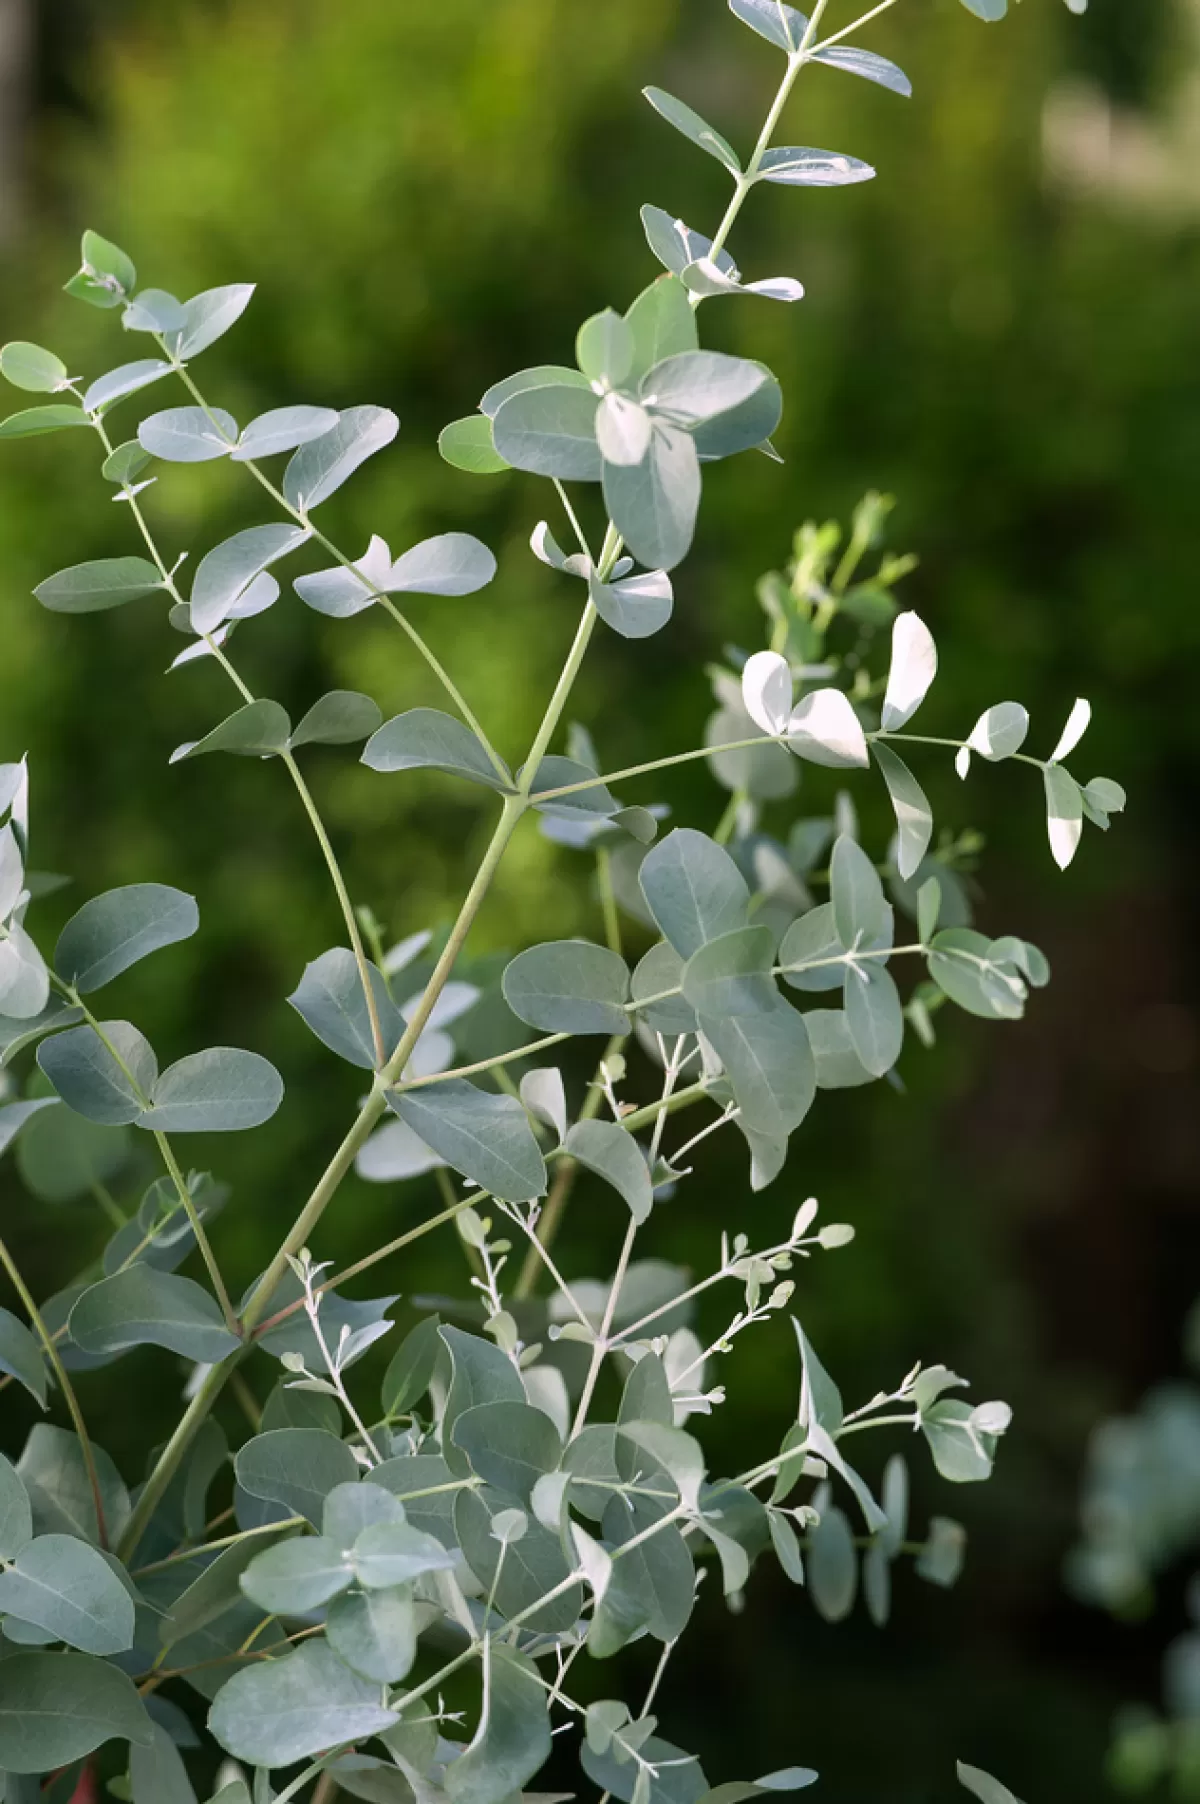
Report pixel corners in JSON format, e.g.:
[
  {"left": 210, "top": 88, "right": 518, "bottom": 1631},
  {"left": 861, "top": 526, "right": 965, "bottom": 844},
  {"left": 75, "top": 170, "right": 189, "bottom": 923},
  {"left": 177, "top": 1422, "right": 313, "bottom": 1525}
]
[{"left": 1, "top": 0, "right": 1199, "bottom": 1797}]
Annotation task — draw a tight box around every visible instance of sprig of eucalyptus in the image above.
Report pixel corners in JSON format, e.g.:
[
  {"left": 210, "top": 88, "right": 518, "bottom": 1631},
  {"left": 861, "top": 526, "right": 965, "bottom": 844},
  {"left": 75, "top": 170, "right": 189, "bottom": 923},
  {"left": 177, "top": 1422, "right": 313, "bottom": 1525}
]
[{"left": 0, "top": 2, "right": 1102, "bottom": 1801}]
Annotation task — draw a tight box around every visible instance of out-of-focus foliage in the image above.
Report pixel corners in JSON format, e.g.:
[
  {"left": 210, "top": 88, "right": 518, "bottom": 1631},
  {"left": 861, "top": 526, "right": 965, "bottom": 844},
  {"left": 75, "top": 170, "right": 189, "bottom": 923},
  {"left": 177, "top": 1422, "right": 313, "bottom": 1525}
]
[{"left": 0, "top": 0, "right": 1196, "bottom": 1797}]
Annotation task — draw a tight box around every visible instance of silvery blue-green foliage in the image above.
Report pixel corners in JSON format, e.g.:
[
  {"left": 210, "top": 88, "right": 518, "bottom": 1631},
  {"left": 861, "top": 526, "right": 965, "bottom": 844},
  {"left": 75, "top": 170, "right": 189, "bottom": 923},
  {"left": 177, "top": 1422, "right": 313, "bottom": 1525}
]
[
  {"left": 0, "top": 3, "right": 1105, "bottom": 1800},
  {"left": 1069, "top": 1303, "right": 1200, "bottom": 1798}
]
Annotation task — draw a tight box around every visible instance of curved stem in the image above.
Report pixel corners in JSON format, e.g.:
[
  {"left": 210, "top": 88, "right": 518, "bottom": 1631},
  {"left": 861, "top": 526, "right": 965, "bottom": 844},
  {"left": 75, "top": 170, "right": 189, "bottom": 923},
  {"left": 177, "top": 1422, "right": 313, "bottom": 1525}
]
[
  {"left": 281, "top": 751, "right": 386, "bottom": 1064},
  {"left": 0, "top": 1232, "right": 110, "bottom": 1549},
  {"left": 153, "top": 1130, "right": 239, "bottom": 1332}
]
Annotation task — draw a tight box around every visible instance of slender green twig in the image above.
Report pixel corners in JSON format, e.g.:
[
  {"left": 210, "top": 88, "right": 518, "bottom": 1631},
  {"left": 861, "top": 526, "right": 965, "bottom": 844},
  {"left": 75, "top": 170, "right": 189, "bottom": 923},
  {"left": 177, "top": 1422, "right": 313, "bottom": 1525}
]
[
  {"left": 87, "top": 412, "right": 387, "bottom": 1065},
  {"left": 0, "top": 1231, "right": 110, "bottom": 1549}
]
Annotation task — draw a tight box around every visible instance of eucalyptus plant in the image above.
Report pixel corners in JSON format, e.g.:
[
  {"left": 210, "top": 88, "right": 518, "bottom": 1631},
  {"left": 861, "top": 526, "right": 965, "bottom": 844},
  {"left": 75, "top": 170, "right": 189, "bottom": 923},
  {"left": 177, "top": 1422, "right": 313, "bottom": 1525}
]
[{"left": 0, "top": 1, "right": 1107, "bottom": 1801}]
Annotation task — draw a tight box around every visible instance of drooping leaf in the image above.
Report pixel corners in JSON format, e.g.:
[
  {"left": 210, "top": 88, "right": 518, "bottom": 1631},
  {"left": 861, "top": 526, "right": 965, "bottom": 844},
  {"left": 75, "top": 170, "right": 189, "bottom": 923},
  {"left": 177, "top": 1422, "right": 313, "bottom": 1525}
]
[
  {"left": 642, "top": 87, "right": 741, "bottom": 174},
  {"left": 808, "top": 1504, "right": 857, "bottom": 1621},
  {"left": 388, "top": 1081, "right": 546, "bottom": 1203},
  {"left": 805, "top": 1010, "right": 876, "bottom": 1089},
  {"left": 0, "top": 1652, "right": 152, "bottom": 1773},
  {"left": 139, "top": 407, "right": 239, "bottom": 462},
  {"left": 362, "top": 710, "right": 513, "bottom": 793},
  {"left": 207, "top": 1640, "right": 398, "bottom": 1768},
  {"left": 640, "top": 828, "right": 750, "bottom": 958},
  {"left": 603, "top": 422, "right": 700, "bottom": 572},
  {"left": 69, "top": 1267, "right": 240, "bottom": 1364},
  {"left": 502, "top": 939, "right": 631, "bottom": 1035},
  {"left": 34, "top": 557, "right": 163, "bottom": 615},
  {"left": 137, "top": 1048, "right": 284, "bottom": 1133},
  {"left": 565, "top": 1119, "right": 654, "bottom": 1224},
  {"left": 234, "top": 1430, "right": 360, "bottom": 1529},
  {"left": 288, "top": 948, "right": 403, "bottom": 1069},
  {"left": 190, "top": 525, "right": 311, "bottom": 636},
  {"left": 700, "top": 1002, "right": 815, "bottom": 1142},
  {"left": 844, "top": 964, "right": 904, "bottom": 1077},
  {"left": 0, "top": 1534, "right": 135, "bottom": 1654},
  {"left": 38, "top": 1021, "right": 157, "bottom": 1126},
  {"left": 1044, "top": 765, "right": 1084, "bottom": 871},
  {"left": 872, "top": 743, "right": 933, "bottom": 881},
  {"left": 444, "top": 1644, "right": 552, "bottom": 1804},
  {"left": 55, "top": 884, "right": 198, "bottom": 994},
  {"left": 596, "top": 391, "right": 653, "bottom": 467},
  {"left": 172, "top": 700, "right": 292, "bottom": 764},
  {"left": 283, "top": 406, "right": 400, "bottom": 511}
]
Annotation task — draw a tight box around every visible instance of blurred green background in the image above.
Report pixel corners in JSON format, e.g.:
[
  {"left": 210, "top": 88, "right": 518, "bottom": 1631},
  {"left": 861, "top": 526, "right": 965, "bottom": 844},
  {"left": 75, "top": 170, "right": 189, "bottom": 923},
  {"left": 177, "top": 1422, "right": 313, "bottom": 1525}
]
[{"left": 2, "top": 0, "right": 1198, "bottom": 1796}]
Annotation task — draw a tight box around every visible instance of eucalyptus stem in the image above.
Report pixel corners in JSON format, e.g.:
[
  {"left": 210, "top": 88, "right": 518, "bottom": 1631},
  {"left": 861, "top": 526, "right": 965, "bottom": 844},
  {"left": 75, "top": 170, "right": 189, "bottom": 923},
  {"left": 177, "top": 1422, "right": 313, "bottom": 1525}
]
[
  {"left": 280, "top": 750, "right": 386, "bottom": 1065},
  {"left": 152, "top": 1129, "right": 239, "bottom": 1333},
  {"left": 700, "top": 0, "right": 832, "bottom": 277},
  {"left": 87, "top": 412, "right": 387, "bottom": 1063},
  {"left": 0, "top": 1231, "right": 110, "bottom": 1549}
]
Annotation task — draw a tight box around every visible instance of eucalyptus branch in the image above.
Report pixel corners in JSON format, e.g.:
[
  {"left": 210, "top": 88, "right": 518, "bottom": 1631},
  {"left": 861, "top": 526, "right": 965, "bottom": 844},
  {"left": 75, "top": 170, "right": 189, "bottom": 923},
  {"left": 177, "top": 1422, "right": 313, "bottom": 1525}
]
[
  {"left": 0, "top": 2, "right": 1108, "bottom": 1790},
  {"left": 87, "top": 411, "right": 387, "bottom": 1063},
  {"left": 161, "top": 352, "right": 510, "bottom": 783}
]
